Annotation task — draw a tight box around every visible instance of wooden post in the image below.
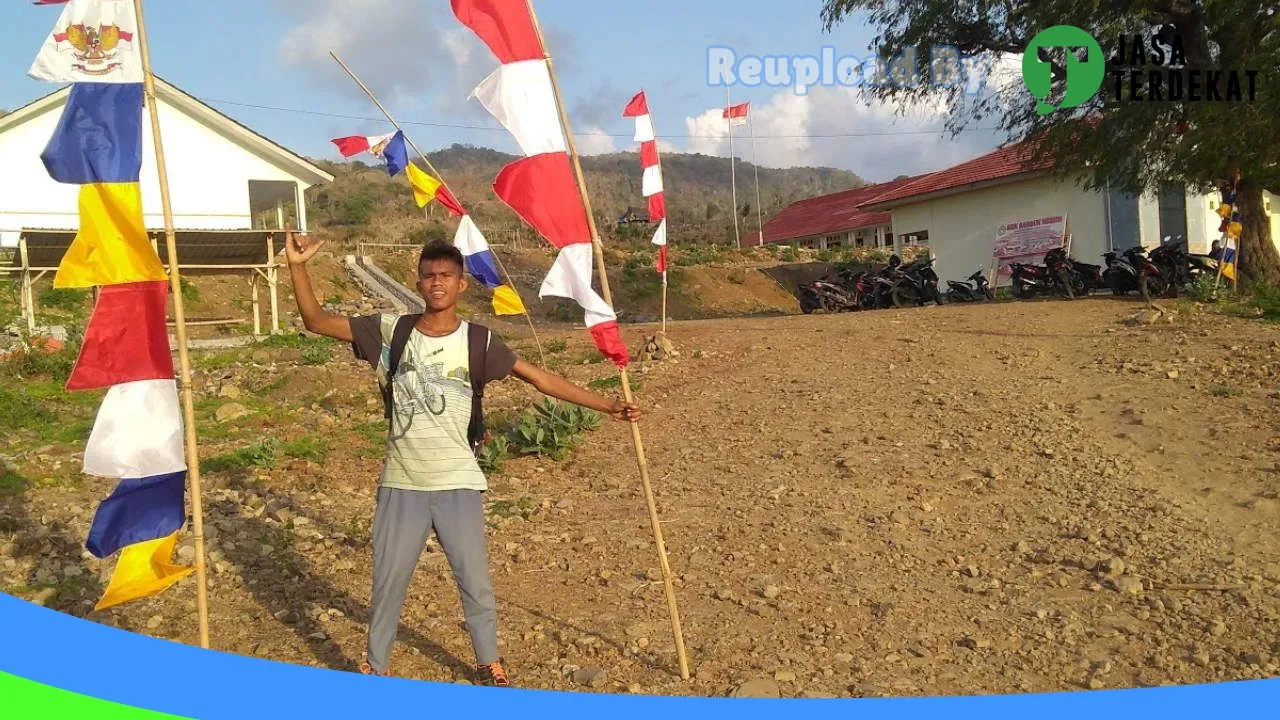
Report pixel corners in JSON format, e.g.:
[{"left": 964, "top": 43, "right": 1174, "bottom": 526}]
[
  {"left": 328, "top": 51, "right": 548, "bottom": 369},
  {"left": 527, "top": 0, "right": 690, "bottom": 680},
  {"left": 250, "top": 272, "right": 261, "bottom": 338},
  {"left": 19, "top": 235, "right": 35, "bottom": 335},
  {"left": 267, "top": 234, "right": 280, "bottom": 334},
  {"left": 132, "top": 0, "right": 210, "bottom": 650}
]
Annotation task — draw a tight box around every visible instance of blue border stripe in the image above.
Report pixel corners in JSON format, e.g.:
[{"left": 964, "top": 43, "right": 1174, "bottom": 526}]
[{"left": 1, "top": 593, "right": 1275, "bottom": 719}]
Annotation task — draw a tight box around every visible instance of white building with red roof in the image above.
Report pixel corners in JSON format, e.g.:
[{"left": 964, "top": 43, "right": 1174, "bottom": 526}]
[{"left": 858, "top": 140, "right": 1229, "bottom": 285}]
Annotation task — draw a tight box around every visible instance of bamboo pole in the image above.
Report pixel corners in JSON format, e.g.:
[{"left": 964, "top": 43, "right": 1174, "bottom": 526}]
[
  {"left": 644, "top": 91, "right": 671, "bottom": 340},
  {"left": 132, "top": 0, "right": 210, "bottom": 649},
  {"left": 526, "top": 1, "right": 690, "bottom": 681},
  {"left": 328, "top": 51, "right": 547, "bottom": 369}
]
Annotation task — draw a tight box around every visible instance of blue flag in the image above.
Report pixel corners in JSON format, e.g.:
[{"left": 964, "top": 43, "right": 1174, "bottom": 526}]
[
  {"left": 41, "top": 83, "right": 144, "bottom": 185},
  {"left": 382, "top": 131, "right": 409, "bottom": 177},
  {"left": 86, "top": 471, "right": 186, "bottom": 559}
]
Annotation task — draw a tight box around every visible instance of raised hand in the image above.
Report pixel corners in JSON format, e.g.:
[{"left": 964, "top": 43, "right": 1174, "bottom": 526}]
[{"left": 283, "top": 225, "right": 326, "bottom": 266}]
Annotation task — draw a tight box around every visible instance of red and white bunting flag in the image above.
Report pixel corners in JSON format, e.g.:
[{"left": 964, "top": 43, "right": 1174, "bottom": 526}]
[
  {"left": 724, "top": 102, "right": 749, "bottom": 127},
  {"left": 455, "top": 0, "right": 628, "bottom": 367},
  {"left": 330, "top": 133, "right": 396, "bottom": 158},
  {"left": 624, "top": 90, "right": 668, "bottom": 275}
]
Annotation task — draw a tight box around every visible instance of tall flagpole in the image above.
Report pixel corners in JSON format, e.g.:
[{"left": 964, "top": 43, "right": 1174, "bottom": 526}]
[
  {"left": 526, "top": 1, "right": 691, "bottom": 681},
  {"left": 328, "top": 51, "right": 547, "bottom": 369},
  {"left": 727, "top": 86, "right": 741, "bottom": 249},
  {"left": 749, "top": 113, "right": 764, "bottom": 246},
  {"left": 131, "top": 0, "right": 210, "bottom": 649}
]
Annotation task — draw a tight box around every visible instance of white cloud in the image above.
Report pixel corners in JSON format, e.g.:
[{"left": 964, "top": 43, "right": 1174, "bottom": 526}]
[
  {"left": 576, "top": 126, "right": 617, "bottom": 155},
  {"left": 276, "top": 0, "right": 491, "bottom": 113},
  {"left": 682, "top": 67, "right": 1021, "bottom": 181}
]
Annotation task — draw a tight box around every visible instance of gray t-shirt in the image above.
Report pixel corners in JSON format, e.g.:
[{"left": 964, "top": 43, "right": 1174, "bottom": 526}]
[{"left": 349, "top": 315, "right": 517, "bottom": 492}]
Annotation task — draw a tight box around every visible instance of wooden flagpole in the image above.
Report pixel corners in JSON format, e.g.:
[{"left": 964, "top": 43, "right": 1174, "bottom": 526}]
[
  {"left": 328, "top": 51, "right": 547, "bottom": 370},
  {"left": 526, "top": 2, "right": 690, "bottom": 681},
  {"left": 132, "top": 0, "right": 210, "bottom": 649},
  {"left": 727, "top": 87, "right": 741, "bottom": 249},
  {"left": 646, "top": 92, "right": 670, "bottom": 339}
]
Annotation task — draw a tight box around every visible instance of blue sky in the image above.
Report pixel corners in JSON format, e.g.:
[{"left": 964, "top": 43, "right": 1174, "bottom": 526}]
[{"left": 1, "top": 0, "right": 1012, "bottom": 182}]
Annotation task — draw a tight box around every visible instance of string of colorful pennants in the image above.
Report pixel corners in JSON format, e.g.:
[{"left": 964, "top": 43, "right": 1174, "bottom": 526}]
[
  {"left": 29, "top": 0, "right": 193, "bottom": 611},
  {"left": 330, "top": 131, "right": 527, "bottom": 316}
]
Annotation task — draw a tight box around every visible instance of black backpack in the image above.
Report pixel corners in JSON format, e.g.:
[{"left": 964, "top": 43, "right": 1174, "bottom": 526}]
[{"left": 379, "top": 315, "right": 493, "bottom": 454}]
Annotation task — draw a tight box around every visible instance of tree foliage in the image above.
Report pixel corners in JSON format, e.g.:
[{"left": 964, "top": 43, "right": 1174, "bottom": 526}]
[{"left": 822, "top": 1, "right": 1280, "bottom": 283}]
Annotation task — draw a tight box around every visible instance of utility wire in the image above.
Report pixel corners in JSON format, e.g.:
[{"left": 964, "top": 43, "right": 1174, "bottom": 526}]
[{"left": 198, "top": 96, "right": 1001, "bottom": 140}]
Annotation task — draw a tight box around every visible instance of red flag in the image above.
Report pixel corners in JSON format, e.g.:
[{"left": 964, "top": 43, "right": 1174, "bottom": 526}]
[
  {"left": 640, "top": 141, "right": 659, "bottom": 168},
  {"left": 723, "top": 102, "right": 750, "bottom": 119},
  {"left": 493, "top": 152, "right": 591, "bottom": 249},
  {"left": 648, "top": 193, "right": 666, "bottom": 222},
  {"left": 450, "top": 0, "right": 545, "bottom": 63},
  {"left": 67, "top": 281, "right": 174, "bottom": 391},
  {"left": 622, "top": 91, "right": 649, "bottom": 118},
  {"left": 435, "top": 186, "right": 467, "bottom": 217},
  {"left": 656, "top": 245, "right": 668, "bottom": 274},
  {"left": 589, "top": 321, "right": 630, "bottom": 368}
]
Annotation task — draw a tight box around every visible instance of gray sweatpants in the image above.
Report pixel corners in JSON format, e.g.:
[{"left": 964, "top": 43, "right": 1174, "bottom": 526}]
[{"left": 367, "top": 487, "right": 498, "bottom": 671}]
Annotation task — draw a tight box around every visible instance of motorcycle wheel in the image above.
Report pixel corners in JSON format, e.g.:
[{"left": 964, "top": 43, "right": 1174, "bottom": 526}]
[
  {"left": 1140, "top": 274, "right": 1168, "bottom": 302},
  {"left": 1012, "top": 279, "right": 1028, "bottom": 299},
  {"left": 891, "top": 285, "right": 919, "bottom": 308}
]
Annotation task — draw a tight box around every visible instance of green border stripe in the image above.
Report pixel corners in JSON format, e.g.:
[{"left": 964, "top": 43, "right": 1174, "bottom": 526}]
[{"left": 0, "top": 671, "right": 192, "bottom": 719}]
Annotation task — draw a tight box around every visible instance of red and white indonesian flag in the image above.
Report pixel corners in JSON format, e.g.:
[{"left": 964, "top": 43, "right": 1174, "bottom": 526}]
[
  {"left": 724, "top": 102, "right": 749, "bottom": 127},
  {"left": 624, "top": 90, "right": 668, "bottom": 275},
  {"left": 330, "top": 132, "right": 397, "bottom": 158},
  {"left": 29, "top": 0, "right": 143, "bottom": 84},
  {"left": 453, "top": 0, "right": 629, "bottom": 367}
]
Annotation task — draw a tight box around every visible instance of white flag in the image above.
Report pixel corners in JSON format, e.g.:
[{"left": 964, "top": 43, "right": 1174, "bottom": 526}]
[
  {"left": 539, "top": 243, "right": 617, "bottom": 328},
  {"left": 29, "top": 0, "right": 144, "bottom": 84},
  {"left": 83, "top": 379, "right": 186, "bottom": 479},
  {"left": 651, "top": 219, "right": 668, "bottom": 247},
  {"left": 633, "top": 115, "right": 656, "bottom": 143},
  {"left": 470, "top": 60, "right": 565, "bottom": 157},
  {"left": 642, "top": 165, "right": 664, "bottom": 197}
]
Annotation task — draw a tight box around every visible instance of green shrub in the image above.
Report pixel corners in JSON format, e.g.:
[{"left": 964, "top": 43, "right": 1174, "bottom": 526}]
[
  {"left": 780, "top": 247, "right": 798, "bottom": 262},
  {"left": 300, "top": 344, "right": 333, "bottom": 366},
  {"left": 507, "top": 399, "right": 600, "bottom": 460},
  {"left": 588, "top": 375, "right": 641, "bottom": 393},
  {"left": 477, "top": 435, "right": 510, "bottom": 474},
  {"left": 38, "top": 287, "right": 89, "bottom": 312},
  {"left": 204, "top": 438, "right": 279, "bottom": 473},
  {"left": 546, "top": 339, "right": 569, "bottom": 354},
  {"left": 727, "top": 268, "right": 747, "bottom": 285},
  {"left": 281, "top": 437, "right": 329, "bottom": 463}
]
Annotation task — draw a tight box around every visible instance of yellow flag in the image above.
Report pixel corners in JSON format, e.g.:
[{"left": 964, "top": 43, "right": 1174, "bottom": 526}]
[
  {"left": 95, "top": 531, "right": 193, "bottom": 611},
  {"left": 406, "top": 163, "right": 443, "bottom": 209},
  {"left": 492, "top": 284, "right": 527, "bottom": 316},
  {"left": 55, "top": 183, "right": 167, "bottom": 289}
]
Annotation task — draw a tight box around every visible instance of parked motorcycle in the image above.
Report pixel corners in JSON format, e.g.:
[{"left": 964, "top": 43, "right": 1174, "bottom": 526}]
[
  {"left": 891, "top": 257, "right": 943, "bottom": 307},
  {"left": 945, "top": 268, "right": 996, "bottom": 303},
  {"left": 1011, "top": 251, "right": 1074, "bottom": 299},
  {"left": 799, "top": 279, "right": 861, "bottom": 314},
  {"left": 1102, "top": 249, "right": 1141, "bottom": 295},
  {"left": 1066, "top": 255, "right": 1104, "bottom": 296}
]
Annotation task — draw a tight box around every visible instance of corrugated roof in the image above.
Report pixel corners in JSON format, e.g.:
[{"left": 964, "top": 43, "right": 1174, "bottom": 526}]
[
  {"left": 860, "top": 140, "right": 1053, "bottom": 209},
  {"left": 758, "top": 176, "right": 923, "bottom": 244},
  {"left": 7, "top": 229, "right": 281, "bottom": 272}
]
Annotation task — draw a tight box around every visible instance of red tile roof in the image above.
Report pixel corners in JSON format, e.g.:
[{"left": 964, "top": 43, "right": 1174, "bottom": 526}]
[
  {"left": 860, "top": 140, "right": 1055, "bottom": 209},
  {"left": 758, "top": 176, "right": 923, "bottom": 244}
]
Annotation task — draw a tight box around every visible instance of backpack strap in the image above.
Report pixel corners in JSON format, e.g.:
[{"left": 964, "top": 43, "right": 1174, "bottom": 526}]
[
  {"left": 382, "top": 314, "right": 422, "bottom": 419},
  {"left": 466, "top": 322, "right": 491, "bottom": 453}
]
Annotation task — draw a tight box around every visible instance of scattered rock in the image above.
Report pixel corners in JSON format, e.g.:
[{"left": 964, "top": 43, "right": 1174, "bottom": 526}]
[
  {"left": 731, "top": 679, "right": 780, "bottom": 698},
  {"left": 146, "top": 615, "right": 164, "bottom": 630},
  {"left": 215, "top": 403, "right": 251, "bottom": 423},
  {"left": 762, "top": 584, "right": 781, "bottom": 599},
  {"left": 774, "top": 669, "right": 798, "bottom": 682},
  {"left": 1111, "top": 576, "right": 1144, "bottom": 596},
  {"left": 572, "top": 667, "right": 608, "bottom": 688}
]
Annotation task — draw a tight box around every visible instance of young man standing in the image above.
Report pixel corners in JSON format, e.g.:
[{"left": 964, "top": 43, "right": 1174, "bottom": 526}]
[{"left": 284, "top": 231, "right": 639, "bottom": 687}]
